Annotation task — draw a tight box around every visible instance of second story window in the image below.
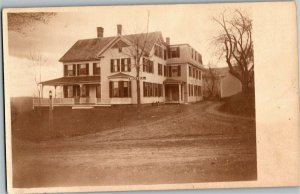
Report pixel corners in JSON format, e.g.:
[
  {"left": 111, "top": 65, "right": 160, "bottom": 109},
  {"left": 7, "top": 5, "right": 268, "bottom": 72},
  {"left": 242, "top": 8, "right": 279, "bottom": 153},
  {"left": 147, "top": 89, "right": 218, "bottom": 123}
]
[
  {"left": 189, "top": 66, "right": 192, "bottom": 77},
  {"left": 169, "top": 47, "right": 180, "bottom": 58},
  {"left": 169, "top": 65, "right": 181, "bottom": 77},
  {"left": 93, "top": 63, "right": 100, "bottom": 75},
  {"left": 64, "top": 64, "right": 75, "bottom": 76},
  {"left": 77, "top": 63, "right": 89, "bottom": 76},
  {"left": 111, "top": 59, "right": 120, "bottom": 73},
  {"left": 121, "top": 58, "right": 131, "bottom": 72},
  {"left": 154, "top": 45, "right": 165, "bottom": 59},
  {"left": 158, "top": 63, "right": 163, "bottom": 75},
  {"left": 164, "top": 65, "right": 167, "bottom": 77},
  {"left": 143, "top": 58, "right": 154, "bottom": 73}
]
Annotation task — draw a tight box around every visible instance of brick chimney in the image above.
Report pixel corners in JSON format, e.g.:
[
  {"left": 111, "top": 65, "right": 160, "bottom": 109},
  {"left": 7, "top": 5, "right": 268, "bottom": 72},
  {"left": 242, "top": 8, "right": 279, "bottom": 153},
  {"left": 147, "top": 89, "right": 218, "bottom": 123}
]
[
  {"left": 166, "top": 37, "right": 170, "bottom": 45},
  {"left": 117, "top": 24, "right": 122, "bottom": 36},
  {"left": 97, "top": 27, "right": 104, "bottom": 38}
]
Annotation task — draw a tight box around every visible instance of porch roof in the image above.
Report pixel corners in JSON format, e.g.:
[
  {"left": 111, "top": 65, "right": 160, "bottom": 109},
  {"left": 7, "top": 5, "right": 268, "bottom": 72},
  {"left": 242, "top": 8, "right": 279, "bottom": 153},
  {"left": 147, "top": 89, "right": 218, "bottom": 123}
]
[
  {"left": 40, "top": 76, "right": 100, "bottom": 86},
  {"left": 163, "top": 78, "right": 185, "bottom": 84}
]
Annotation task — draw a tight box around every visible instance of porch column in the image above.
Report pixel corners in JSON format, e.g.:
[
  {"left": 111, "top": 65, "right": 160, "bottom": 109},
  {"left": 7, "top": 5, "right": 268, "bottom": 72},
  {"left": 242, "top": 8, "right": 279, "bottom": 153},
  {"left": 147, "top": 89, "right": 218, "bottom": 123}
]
[
  {"left": 41, "top": 84, "right": 44, "bottom": 98},
  {"left": 178, "top": 84, "right": 182, "bottom": 103},
  {"left": 79, "top": 84, "right": 83, "bottom": 97},
  {"left": 54, "top": 86, "right": 57, "bottom": 98}
]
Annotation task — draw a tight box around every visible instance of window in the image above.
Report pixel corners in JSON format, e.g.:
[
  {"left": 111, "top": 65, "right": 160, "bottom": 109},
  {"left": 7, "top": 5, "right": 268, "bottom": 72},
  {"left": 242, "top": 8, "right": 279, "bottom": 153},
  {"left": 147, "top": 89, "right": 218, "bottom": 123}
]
[
  {"left": 194, "top": 85, "right": 197, "bottom": 97},
  {"left": 164, "top": 65, "right": 167, "bottom": 76},
  {"left": 199, "top": 71, "right": 202, "bottom": 80},
  {"left": 81, "top": 85, "right": 89, "bottom": 97},
  {"left": 198, "top": 86, "right": 202, "bottom": 96},
  {"left": 67, "top": 85, "right": 73, "bottom": 98},
  {"left": 191, "top": 48, "right": 194, "bottom": 59},
  {"left": 143, "top": 58, "right": 154, "bottom": 73},
  {"left": 109, "top": 81, "right": 131, "bottom": 98},
  {"left": 168, "top": 65, "right": 181, "bottom": 77},
  {"left": 77, "top": 63, "right": 88, "bottom": 76},
  {"left": 111, "top": 59, "right": 120, "bottom": 73},
  {"left": 169, "top": 47, "right": 180, "bottom": 58},
  {"left": 143, "top": 82, "right": 163, "bottom": 97},
  {"left": 189, "top": 66, "right": 192, "bottom": 77},
  {"left": 189, "top": 84, "right": 194, "bottom": 96},
  {"left": 154, "top": 45, "right": 164, "bottom": 59},
  {"left": 121, "top": 58, "right": 131, "bottom": 72},
  {"left": 96, "top": 84, "right": 101, "bottom": 98},
  {"left": 93, "top": 63, "right": 100, "bottom": 75},
  {"left": 64, "top": 64, "right": 75, "bottom": 76},
  {"left": 158, "top": 63, "right": 163, "bottom": 75}
]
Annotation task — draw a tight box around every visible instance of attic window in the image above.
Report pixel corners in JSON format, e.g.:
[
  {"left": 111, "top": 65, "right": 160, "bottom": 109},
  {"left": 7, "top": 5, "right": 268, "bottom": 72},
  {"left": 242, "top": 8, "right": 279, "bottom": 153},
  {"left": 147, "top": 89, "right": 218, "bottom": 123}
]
[{"left": 169, "top": 47, "right": 180, "bottom": 58}]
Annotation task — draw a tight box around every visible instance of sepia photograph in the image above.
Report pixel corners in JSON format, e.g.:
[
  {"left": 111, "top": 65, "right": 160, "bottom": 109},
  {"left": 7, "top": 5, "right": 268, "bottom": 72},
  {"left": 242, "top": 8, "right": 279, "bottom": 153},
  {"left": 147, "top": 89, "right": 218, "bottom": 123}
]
[{"left": 2, "top": 2, "right": 299, "bottom": 193}]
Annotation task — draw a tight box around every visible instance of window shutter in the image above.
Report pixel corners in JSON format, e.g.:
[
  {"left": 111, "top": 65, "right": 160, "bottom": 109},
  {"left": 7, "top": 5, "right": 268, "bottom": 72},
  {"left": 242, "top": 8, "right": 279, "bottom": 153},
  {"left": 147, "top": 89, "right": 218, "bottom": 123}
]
[
  {"left": 86, "top": 85, "right": 89, "bottom": 97},
  {"left": 110, "top": 60, "right": 114, "bottom": 73},
  {"left": 86, "top": 63, "right": 89, "bottom": 75},
  {"left": 127, "top": 58, "right": 131, "bottom": 72},
  {"left": 177, "top": 47, "right": 180, "bottom": 57},
  {"left": 178, "top": 65, "right": 181, "bottom": 76},
  {"left": 151, "top": 61, "right": 154, "bottom": 73},
  {"left": 63, "top": 86, "right": 67, "bottom": 97},
  {"left": 128, "top": 81, "right": 132, "bottom": 97},
  {"left": 93, "top": 63, "right": 96, "bottom": 75},
  {"left": 117, "top": 59, "right": 120, "bottom": 72},
  {"left": 121, "top": 59, "right": 125, "bottom": 72},
  {"left": 72, "top": 64, "right": 76, "bottom": 76},
  {"left": 77, "top": 64, "right": 80, "bottom": 76},
  {"left": 119, "top": 81, "right": 124, "bottom": 97},
  {"left": 64, "top": 65, "right": 68, "bottom": 76},
  {"left": 109, "top": 81, "right": 112, "bottom": 98}
]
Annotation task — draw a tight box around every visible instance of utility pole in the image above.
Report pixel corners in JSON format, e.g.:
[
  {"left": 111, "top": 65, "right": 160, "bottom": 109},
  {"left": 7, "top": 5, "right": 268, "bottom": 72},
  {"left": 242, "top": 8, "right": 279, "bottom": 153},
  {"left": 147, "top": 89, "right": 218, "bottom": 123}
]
[{"left": 49, "top": 90, "right": 53, "bottom": 132}]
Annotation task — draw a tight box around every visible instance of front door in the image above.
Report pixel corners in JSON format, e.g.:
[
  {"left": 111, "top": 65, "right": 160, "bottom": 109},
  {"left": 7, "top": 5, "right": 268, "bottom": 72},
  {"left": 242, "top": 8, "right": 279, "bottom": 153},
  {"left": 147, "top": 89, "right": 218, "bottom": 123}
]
[
  {"left": 165, "top": 85, "right": 179, "bottom": 102},
  {"left": 74, "top": 85, "right": 80, "bottom": 104}
]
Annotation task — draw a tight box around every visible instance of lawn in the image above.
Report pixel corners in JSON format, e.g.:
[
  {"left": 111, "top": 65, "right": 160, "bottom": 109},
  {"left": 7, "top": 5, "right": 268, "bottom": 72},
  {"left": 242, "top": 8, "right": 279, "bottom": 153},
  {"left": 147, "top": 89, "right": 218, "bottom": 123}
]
[{"left": 10, "top": 97, "right": 257, "bottom": 188}]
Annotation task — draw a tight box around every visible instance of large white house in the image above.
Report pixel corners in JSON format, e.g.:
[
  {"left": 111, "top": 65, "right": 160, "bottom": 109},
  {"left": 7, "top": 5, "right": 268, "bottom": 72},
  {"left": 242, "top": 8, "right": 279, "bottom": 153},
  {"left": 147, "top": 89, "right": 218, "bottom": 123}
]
[{"left": 34, "top": 25, "right": 205, "bottom": 107}]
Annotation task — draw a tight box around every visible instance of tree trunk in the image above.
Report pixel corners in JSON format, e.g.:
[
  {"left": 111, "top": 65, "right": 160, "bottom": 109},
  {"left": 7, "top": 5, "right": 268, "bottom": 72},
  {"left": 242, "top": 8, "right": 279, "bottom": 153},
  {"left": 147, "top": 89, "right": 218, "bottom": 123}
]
[
  {"left": 136, "top": 79, "right": 141, "bottom": 105},
  {"left": 136, "top": 66, "right": 141, "bottom": 105},
  {"left": 242, "top": 79, "right": 249, "bottom": 94}
]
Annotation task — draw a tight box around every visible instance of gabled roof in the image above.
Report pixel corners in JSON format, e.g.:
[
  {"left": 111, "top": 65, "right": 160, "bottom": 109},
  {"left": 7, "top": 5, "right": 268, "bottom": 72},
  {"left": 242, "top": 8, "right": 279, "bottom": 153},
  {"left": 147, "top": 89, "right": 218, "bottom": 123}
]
[
  {"left": 59, "top": 31, "right": 164, "bottom": 63},
  {"left": 107, "top": 72, "right": 134, "bottom": 79},
  {"left": 40, "top": 76, "right": 100, "bottom": 86}
]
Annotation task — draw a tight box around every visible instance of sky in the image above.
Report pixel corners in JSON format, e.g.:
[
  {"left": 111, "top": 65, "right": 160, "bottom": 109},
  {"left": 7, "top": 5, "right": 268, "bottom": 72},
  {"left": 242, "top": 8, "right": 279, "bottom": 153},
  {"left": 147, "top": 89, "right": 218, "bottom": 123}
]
[{"left": 6, "top": 3, "right": 250, "bottom": 97}]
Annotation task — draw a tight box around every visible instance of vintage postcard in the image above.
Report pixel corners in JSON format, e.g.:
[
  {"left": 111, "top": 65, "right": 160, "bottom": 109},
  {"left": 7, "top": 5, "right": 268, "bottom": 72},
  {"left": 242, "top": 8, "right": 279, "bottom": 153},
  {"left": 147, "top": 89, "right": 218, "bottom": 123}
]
[{"left": 2, "top": 1, "right": 299, "bottom": 193}]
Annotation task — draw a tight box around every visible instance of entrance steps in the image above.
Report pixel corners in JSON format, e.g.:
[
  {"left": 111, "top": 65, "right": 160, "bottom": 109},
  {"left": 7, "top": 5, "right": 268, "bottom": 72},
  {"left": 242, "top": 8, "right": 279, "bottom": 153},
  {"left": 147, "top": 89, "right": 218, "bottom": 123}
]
[{"left": 72, "top": 105, "right": 94, "bottom": 109}]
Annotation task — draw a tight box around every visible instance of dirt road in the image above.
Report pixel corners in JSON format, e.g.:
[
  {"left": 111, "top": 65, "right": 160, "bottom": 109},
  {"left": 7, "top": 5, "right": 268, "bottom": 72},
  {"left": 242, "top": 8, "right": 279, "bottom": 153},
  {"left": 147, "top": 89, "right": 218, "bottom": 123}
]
[{"left": 12, "top": 102, "right": 257, "bottom": 188}]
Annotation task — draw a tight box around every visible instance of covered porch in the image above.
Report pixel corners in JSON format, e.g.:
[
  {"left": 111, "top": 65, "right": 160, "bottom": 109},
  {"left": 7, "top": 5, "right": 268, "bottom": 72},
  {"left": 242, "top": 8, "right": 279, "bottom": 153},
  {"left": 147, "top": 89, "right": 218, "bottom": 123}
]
[
  {"left": 164, "top": 79, "right": 185, "bottom": 104},
  {"left": 33, "top": 76, "right": 102, "bottom": 107}
]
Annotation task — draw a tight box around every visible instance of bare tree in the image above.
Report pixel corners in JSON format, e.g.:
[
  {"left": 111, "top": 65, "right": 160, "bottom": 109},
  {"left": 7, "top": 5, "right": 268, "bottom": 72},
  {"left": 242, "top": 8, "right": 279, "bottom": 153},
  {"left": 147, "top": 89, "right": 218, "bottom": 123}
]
[
  {"left": 213, "top": 9, "right": 254, "bottom": 94},
  {"left": 29, "top": 51, "right": 47, "bottom": 106},
  {"left": 203, "top": 64, "right": 219, "bottom": 98},
  {"left": 123, "top": 12, "right": 151, "bottom": 105}
]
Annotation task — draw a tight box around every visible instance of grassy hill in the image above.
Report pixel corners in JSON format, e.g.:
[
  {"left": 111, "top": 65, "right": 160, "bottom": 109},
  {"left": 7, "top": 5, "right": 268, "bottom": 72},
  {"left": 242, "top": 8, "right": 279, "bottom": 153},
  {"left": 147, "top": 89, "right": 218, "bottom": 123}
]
[{"left": 218, "top": 92, "right": 255, "bottom": 117}]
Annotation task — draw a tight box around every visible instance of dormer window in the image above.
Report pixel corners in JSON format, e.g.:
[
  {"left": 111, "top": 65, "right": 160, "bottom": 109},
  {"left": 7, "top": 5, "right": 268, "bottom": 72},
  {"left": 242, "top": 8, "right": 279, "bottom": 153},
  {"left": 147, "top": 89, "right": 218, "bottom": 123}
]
[{"left": 169, "top": 47, "right": 180, "bottom": 58}]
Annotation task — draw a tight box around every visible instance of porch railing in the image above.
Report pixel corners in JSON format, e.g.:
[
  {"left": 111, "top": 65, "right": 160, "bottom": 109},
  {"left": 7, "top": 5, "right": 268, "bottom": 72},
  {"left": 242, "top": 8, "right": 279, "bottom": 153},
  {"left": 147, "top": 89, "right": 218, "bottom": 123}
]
[
  {"left": 33, "top": 98, "right": 75, "bottom": 106},
  {"left": 79, "top": 97, "right": 97, "bottom": 104},
  {"left": 33, "top": 97, "right": 105, "bottom": 107}
]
